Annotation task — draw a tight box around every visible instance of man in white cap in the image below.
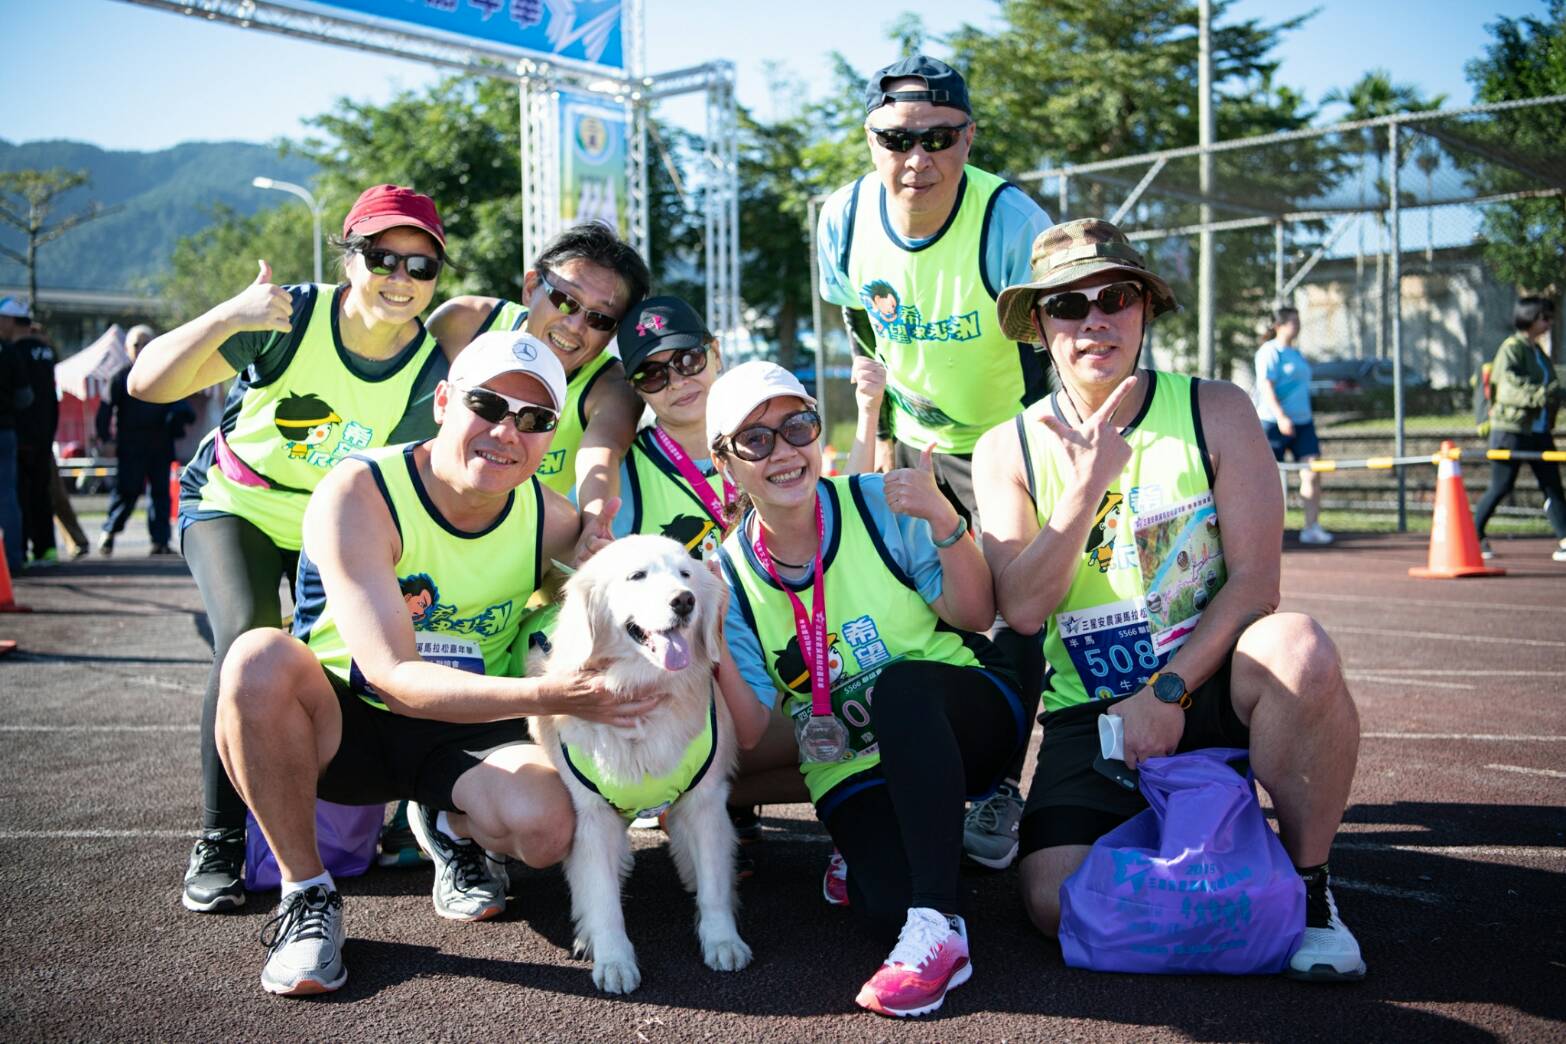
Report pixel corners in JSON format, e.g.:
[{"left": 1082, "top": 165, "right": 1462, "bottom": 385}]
[{"left": 213, "top": 331, "right": 658, "bottom": 997}]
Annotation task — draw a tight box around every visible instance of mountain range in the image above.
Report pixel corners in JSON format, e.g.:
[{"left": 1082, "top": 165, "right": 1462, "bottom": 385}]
[{"left": 0, "top": 139, "right": 317, "bottom": 293}]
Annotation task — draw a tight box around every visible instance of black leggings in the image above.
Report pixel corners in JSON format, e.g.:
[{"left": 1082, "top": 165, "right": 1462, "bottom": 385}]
[
  {"left": 820, "top": 660, "right": 1024, "bottom": 938},
  {"left": 1472, "top": 431, "right": 1566, "bottom": 539},
  {"left": 182, "top": 514, "right": 299, "bottom": 832},
  {"left": 990, "top": 625, "right": 1046, "bottom": 783}
]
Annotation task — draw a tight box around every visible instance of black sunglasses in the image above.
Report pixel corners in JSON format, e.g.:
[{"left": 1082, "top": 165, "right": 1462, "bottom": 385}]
[
  {"left": 360, "top": 246, "right": 442, "bottom": 282},
  {"left": 866, "top": 122, "right": 970, "bottom": 154},
  {"left": 456, "top": 384, "right": 558, "bottom": 433},
  {"left": 631, "top": 346, "right": 711, "bottom": 393},
  {"left": 726, "top": 409, "right": 822, "bottom": 463},
  {"left": 1037, "top": 280, "right": 1146, "bottom": 322},
  {"left": 538, "top": 273, "right": 620, "bottom": 332}
]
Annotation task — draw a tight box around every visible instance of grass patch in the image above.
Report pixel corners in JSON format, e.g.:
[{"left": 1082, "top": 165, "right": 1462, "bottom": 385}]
[{"left": 1286, "top": 508, "right": 1552, "bottom": 536}]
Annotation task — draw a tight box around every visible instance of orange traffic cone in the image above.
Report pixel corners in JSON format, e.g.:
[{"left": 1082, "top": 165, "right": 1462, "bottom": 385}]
[
  {"left": 169, "top": 462, "right": 181, "bottom": 525},
  {"left": 0, "top": 530, "right": 31, "bottom": 613},
  {"left": 1409, "top": 442, "right": 1505, "bottom": 579},
  {"left": 823, "top": 444, "right": 840, "bottom": 477}
]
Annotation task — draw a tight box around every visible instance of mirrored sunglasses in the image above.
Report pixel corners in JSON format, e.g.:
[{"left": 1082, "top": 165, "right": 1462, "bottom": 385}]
[
  {"left": 631, "top": 346, "right": 710, "bottom": 393},
  {"left": 455, "top": 384, "right": 558, "bottom": 433},
  {"left": 1037, "top": 280, "right": 1145, "bottom": 322},
  {"left": 866, "top": 122, "right": 970, "bottom": 154},
  {"left": 538, "top": 273, "right": 619, "bottom": 332},
  {"left": 727, "top": 409, "right": 822, "bottom": 462},
  {"left": 360, "top": 246, "right": 442, "bottom": 282}
]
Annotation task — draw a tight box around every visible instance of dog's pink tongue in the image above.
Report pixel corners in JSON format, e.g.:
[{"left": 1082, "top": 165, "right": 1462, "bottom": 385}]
[{"left": 646, "top": 630, "right": 691, "bottom": 671}]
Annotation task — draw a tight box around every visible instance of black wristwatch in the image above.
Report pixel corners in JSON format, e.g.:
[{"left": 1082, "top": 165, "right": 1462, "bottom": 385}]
[{"left": 1149, "top": 671, "right": 1192, "bottom": 710}]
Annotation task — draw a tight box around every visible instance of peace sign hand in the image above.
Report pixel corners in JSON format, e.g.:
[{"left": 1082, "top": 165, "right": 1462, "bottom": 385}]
[{"left": 1037, "top": 376, "right": 1139, "bottom": 497}]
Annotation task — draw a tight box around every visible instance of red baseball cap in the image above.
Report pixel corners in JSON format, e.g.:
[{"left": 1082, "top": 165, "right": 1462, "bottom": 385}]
[{"left": 342, "top": 184, "right": 446, "bottom": 250}]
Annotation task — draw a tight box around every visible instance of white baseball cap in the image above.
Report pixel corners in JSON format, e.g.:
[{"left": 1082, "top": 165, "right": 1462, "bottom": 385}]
[
  {"left": 0, "top": 296, "right": 32, "bottom": 320},
  {"left": 706, "top": 360, "right": 818, "bottom": 451},
  {"left": 447, "top": 331, "right": 568, "bottom": 414}
]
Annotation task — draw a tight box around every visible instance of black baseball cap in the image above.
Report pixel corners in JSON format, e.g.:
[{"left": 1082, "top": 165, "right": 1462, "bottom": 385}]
[
  {"left": 863, "top": 55, "right": 971, "bottom": 116},
  {"left": 617, "top": 296, "right": 711, "bottom": 376}
]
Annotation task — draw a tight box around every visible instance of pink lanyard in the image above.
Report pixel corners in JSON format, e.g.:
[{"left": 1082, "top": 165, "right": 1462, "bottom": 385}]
[
  {"left": 751, "top": 497, "right": 831, "bottom": 717},
  {"left": 651, "top": 426, "right": 736, "bottom": 528}
]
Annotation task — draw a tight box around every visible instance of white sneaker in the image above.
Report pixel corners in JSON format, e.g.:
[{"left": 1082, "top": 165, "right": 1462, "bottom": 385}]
[
  {"left": 259, "top": 884, "right": 347, "bottom": 996},
  {"left": 1287, "top": 880, "right": 1366, "bottom": 981},
  {"left": 1299, "top": 524, "right": 1334, "bottom": 545},
  {"left": 1479, "top": 539, "right": 1495, "bottom": 560},
  {"left": 1553, "top": 539, "right": 1566, "bottom": 563},
  {"left": 406, "top": 802, "right": 508, "bottom": 921}
]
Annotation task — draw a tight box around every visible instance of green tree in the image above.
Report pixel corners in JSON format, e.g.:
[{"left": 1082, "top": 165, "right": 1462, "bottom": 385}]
[
  {"left": 943, "top": 0, "right": 1329, "bottom": 375},
  {"left": 0, "top": 168, "right": 117, "bottom": 317},
  {"left": 1464, "top": 0, "right": 1566, "bottom": 296},
  {"left": 161, "top": 202, "right": 315, "bottom": 322}
]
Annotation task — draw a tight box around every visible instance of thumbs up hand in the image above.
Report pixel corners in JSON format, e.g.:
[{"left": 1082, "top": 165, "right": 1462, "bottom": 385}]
[
  {"left": 220, "top": 259, "right": 294, "bottom": 335},
  {"left": 572, "top": 495, "right": 621, "bottom": 568},
  {"left": 881, "top": 442, "right": 954, "bottom": 529}
]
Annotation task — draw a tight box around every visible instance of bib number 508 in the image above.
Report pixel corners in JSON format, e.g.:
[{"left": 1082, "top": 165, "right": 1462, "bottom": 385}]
[{"left": 1084, "top": 639, "right": 1159, "bottom": 678}]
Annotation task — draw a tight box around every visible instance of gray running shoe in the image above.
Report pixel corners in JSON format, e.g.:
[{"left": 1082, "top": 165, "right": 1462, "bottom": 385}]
[
  {"left": 962, "top": 782, "right": 1023, "bottom": 870},
  {"left": 406, "top": 802, "right": 508, "bottom": 921},
  {"left": 182, "top": 828, "right": 246, "bottom": 912},
  {"left": 259, "top": 884, "right": 347, "bottom": 996}
]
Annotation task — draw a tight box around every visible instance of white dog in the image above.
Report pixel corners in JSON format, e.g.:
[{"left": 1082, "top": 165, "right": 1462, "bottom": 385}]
[{"left": 530, "top": 534, "right": 752, "bottom": 994}]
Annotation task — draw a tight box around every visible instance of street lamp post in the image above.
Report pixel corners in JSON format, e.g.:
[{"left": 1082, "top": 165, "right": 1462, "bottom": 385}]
[{"left": 251, "top": 176, "right": 322, "bottom": 284}]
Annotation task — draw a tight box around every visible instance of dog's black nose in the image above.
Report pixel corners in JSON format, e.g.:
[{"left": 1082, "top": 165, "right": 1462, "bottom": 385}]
[{"left": 671, "top": 591, "right": 695, "bottom": 619}]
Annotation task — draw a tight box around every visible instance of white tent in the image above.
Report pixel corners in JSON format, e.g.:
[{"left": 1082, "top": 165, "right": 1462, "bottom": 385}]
[{"left": 55, "top": 324, "right": 130, "bottom": 402}]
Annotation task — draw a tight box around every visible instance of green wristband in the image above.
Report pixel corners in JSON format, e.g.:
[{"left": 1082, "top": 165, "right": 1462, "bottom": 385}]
[{"left": 933, "top": 515, "right": 969, "bottom": 549}]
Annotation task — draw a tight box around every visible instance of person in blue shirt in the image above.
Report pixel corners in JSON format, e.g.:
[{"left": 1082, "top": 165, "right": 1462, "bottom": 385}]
[{"left": 1254, "top": 306, "right": 1332, "bottom": 545}]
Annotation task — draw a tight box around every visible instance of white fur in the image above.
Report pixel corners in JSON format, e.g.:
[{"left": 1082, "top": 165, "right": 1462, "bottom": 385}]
[{"left": 530, "top": 534, "right": 751, "bottom": 994}]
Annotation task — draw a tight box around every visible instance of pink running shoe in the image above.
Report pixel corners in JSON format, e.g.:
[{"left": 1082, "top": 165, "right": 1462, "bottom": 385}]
[
  {"left": 855, "top": 908, "right": 971, "bottom": 1018},
  {"left": 822, "top": 848, "right": 850, "bottom": 907}
]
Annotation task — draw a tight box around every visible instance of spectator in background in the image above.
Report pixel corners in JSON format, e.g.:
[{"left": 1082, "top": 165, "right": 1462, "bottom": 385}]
[
  {"left": 96, "top": 324, "right": 178, "bottom": 556},
  {"left": 1254, "top": 306, "right": 1332, "bottom": 545},
  {"left": 14, "top": 317, "right": 64, "bottom": 565},
  {"left": 0, "top": 296, "right": 36, "bottom": 573},
  {"left": 1473, "top": 296, "right": 1566, "bottom": 563}
]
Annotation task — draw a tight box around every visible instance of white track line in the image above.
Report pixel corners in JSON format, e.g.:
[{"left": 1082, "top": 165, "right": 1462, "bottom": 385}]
[
  {"left": 1336, "top": 841, "right": 1566, "bottom": 859},
  {"left": 1347, "top": 669, "right": 1557, "bottom": 677},
  {"left": 1483, "top": 763, "right": 1566, "bottom": 780},
  {"left": 1345, "top": 674, "right": 1476, "bottom": 690},
  {"left": 1362, "top": 732, "right": 1566, "bottom": 741},
  {"left": 1333, "top": 626, "right": 1564, "bottom": 648},
  {"left": 0, "top": 829, "right": 196, "bottom": 839},
  {"left": 0, "top": 725, "right": 198, "bottom": 732},
  {"left": 1287, "top": 591, "right": 1552, "bottom": 613},
  {"left": 1330, "top": 878, "right": 1443, "bottom": 904}
]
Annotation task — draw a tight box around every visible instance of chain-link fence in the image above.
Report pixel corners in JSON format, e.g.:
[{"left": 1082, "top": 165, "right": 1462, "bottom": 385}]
[{"left": 807, "top": 96, "right": 1565, "bottom": 529}]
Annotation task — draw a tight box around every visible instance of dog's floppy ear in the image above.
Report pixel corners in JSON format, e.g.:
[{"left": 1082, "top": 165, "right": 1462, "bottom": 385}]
[
  {"left": 546, "top": 565, "right": 601, "bottom": 671},
  {"left": 696, "top": 557, "right": 725, "bottom": 666}
]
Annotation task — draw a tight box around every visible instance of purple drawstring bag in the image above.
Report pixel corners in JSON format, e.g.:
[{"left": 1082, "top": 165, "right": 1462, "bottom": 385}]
[
  {"left": 244, "top": 801, "right": 386, "bottom": 891},
  {"left": 1058, "top": 747, "right": 1304, "bottom": 975}
]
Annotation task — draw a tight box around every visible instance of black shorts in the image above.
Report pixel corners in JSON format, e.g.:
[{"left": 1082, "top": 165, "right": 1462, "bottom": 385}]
[
  {"left": 1019, "top": 650, "right": 1249, "bottom": 855},
  {"left": 317, "top": 672, "right": 533, "bottom": 813}
]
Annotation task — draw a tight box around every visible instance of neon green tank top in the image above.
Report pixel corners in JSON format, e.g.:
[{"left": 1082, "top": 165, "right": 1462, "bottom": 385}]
[
  {"left": 295, "top": 441, "right": 544, "bottom": 710},
  {"left": 559, "top": 687, "right": 719, "bottom": 820},
  {"left": 1020, "top": 370, "right": 1222, "bottom": 712},
  {"left": 534, "top": 351, "right": 617, "bottom": 498},
  {"left": 477, "top": 299, "right": 529, "bottom": 336},
  {"left": 844, "top": 166, "right": 1035, "bottom": 454},
  {"left": 194, "top": 284, "right": 441, "bottom": 550},
  {"left": 722, "top": 475, "right": 988, "bottom": 802},
  {"left": 624, "top": 427, "right": 728, "bottom": 561}
]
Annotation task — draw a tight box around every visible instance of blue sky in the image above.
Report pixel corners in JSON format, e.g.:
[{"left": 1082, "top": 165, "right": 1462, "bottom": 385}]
[{"left": 3, "top": 0, "right": 1550, "bottom": 152}]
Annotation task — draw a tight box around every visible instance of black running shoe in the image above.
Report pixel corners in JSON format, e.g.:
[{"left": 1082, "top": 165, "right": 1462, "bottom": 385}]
[{"left": 183, "top": 827, "right": 246, "bottom": 912}]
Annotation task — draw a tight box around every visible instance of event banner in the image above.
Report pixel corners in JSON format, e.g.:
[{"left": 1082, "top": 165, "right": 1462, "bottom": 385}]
[
  {"left": 306, "top": 0, "right": 625, "bottom": 69},
  {"left": 558, "top": 91, "right": 629, "bottom": 235}
]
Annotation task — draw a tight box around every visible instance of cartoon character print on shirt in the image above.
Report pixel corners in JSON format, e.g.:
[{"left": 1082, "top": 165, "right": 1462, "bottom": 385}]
[
  {"left": 662, "top": 513, "right": 721, "bottom": 562},
  {"left": 273, "top": 391, "right": 373, "bottom": 469},
  {"left": 395, "top": 571, "right": 515, "bottom": 638},
  {"left": 771, "top": 632, "right": 846, "bottom": 696},
  {"left": 1085, "top": 490, "right": 1126, "bottom": 573},
  {"left": 856, "top": 278, "right": 982, "bottom": 346}
]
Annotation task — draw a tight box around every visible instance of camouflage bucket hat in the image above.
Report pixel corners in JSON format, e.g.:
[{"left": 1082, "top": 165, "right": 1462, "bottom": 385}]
[{"left": 995, "top": 218, "right": 1178, "bottom": 342}]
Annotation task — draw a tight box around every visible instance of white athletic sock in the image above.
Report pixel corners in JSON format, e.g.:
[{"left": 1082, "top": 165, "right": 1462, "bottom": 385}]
[
  {"left": 280, "top": 871, "right": 334, "bottom": 901},
  {"left": 435, "top": 810, "right": 464, "bottom": 843}
]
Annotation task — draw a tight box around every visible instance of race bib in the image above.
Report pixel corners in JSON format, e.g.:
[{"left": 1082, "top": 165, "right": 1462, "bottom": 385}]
[
  {"left": 1056, "top": 599, "right": 1164, "bottom": 701},
  {"left": 351, "top": 635, "right": 486, "bottom": 704}
]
